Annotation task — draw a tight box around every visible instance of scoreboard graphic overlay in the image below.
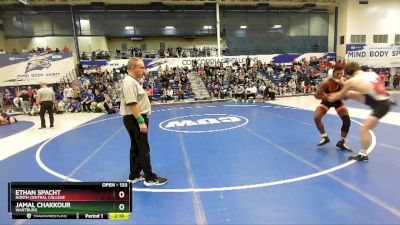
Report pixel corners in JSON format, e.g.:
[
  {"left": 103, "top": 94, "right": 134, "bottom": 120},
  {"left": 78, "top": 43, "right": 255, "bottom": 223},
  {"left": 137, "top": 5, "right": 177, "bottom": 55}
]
[{"left": 8, "top": 182, "right": 131, "bottom": 220}]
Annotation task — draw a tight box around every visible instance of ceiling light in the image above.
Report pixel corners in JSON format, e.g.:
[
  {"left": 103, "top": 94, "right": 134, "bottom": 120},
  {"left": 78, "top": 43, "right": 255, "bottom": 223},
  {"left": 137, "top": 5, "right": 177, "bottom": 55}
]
[
  {"left": 80, "top": 19, "right": 90, "bottom": 26},
  {"left": 272, "top": 25, "right": 282, "bottom": 29},
  {"left": 125, "top": 26, "right": 134, "bottom": 30},
  {"left": 240, "top": 25, "right": 247, "bottom": 29},
  {"left": 165, "top": 26, "right": 175, "bottom": 29},
  {"left": 18, "top": 0, "right": 29, "bottom": 5},
  {"left": 203, "top": 25, "right": 212, "bottom": 29}
]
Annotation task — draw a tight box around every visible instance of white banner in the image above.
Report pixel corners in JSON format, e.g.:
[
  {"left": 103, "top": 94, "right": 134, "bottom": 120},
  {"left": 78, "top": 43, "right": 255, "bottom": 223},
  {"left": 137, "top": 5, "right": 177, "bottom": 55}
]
[
  {"left": 103, "top": 53, "right": 328, "bottom": 72},
  {"left": 346, "top": 44, "right": 400, "bottom": 68},
  {"left": 0, "top": 53, "right": 75, "bottom": 87},
  {"left": 144, "top": 55, "right": 280, "bottom": 71}
]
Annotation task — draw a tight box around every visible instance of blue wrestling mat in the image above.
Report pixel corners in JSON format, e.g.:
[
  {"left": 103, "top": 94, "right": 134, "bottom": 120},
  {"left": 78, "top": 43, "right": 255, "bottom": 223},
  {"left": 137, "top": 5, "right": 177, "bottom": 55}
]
[
  {"left": 0, "top": 121, "right": 35, "bottom": 139},
  {"left": 1, "top": 102, "right": 400, "bottom": 225}
]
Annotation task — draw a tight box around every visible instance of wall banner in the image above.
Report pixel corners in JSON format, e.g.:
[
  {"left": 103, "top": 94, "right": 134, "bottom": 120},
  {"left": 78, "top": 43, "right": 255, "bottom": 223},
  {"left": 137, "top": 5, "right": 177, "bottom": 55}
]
[
  {"left": 346, "top": 44, "right": 400, "bottom": 68},
  {"left": 0, "top": 53, "right": 75, "bottom": 87},
  {"left": 101, "top": 52, "right": 328, "bottom": 72}
]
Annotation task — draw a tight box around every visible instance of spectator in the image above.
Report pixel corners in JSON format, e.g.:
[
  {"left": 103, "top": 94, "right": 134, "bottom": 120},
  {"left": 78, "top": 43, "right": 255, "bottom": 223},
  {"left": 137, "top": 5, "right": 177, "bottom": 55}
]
[
  {"left": 166, "top": 87, "right": 173, "bottom": 101},
  {"left": 245, "top": 84, "right": 257, "bottom": 100},
  {"left": 393, "top": 72, "right": 399, "bottom": 90},
  {"left": 82, "top": 89, "right": 95, "bottom": 112},
  {"left": 175, "top": 88, "right": 184, "bottom": 101},
  {"left": 20, "top": 90, "right": 31, "bottom": 114},
  {"left": 67, "top": 98, "right": 81, "bottom": 113},
  {"left": 3, "top": 89, "right": 14, "bottom": 112},
  {"left": 81, "top": 52, "right": 88, "bottom": 60},
  {"left": 235, "top": 85, "right": 245, "bottom": 100},
  {"left": 266, "top": 85, "right": 276, "bottom": 100},
  {"left": 45, "top": 46, "right": 52, "bottom": 53},
  {"left": 63, "top": 84, "right": 73, "bottom": 100},
  {"left": 104, "top": 94, "right": 116, "bottom": 114},
  {"left": 145, "top": 86, "right": 154, "bottom": 103},
  {"left": 91, "top": 89, "right": 105, "bottom": 112},
  {"left": 160, "top": 87, "right": 167, "bottom": 103},
  {"left": 62, "top": 46, "right": 70, "bottom": 53}
]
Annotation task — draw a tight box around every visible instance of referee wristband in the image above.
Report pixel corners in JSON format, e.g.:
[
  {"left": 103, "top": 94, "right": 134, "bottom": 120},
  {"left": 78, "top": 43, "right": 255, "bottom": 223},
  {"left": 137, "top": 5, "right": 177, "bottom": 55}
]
[{"left": 136, "top": 115, "right": 145, "bottom": 124}]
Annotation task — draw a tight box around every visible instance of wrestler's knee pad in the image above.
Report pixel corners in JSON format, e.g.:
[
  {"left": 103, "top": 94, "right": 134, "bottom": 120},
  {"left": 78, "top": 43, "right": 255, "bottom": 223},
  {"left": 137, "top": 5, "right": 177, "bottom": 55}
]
[{"left": 340, "top": 115, "right": 350, "bottom": 132}]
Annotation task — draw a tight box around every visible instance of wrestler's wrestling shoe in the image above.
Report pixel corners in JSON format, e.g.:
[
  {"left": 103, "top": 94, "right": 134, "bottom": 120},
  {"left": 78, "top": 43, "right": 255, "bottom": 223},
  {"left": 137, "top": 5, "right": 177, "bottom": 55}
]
[
  {"left": 348, "top": 154, "right": 369, "bottom": 161},
  {"left": 317, "top": 136, "right": 330, "bottom": 146},
  {"left": 336, "top": 140, "right": 353, "bottom": 152}
]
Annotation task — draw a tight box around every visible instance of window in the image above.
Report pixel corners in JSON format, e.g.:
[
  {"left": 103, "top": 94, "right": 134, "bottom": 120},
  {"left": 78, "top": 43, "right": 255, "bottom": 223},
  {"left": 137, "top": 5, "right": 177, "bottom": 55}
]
[
  {"left": 340, "top": 36, "right": 344, "bottom": 45},
  {"left": 395, "top": 34, "right": 400, "bottom": 43},
  {"left": 350, "top": 35, "right": 366, "bottom": 44},
  {"left": 373, "top": 34, "right": 388, "bottom": 43}
]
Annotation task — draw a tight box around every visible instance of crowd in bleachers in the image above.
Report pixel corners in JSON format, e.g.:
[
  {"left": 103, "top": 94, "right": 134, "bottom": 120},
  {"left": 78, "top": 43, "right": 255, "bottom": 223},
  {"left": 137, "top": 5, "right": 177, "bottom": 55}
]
[
  {"left": 159, "top": 46, "right": 230, "bottom": 58},
  {"left": 196, "top": 56, "right": 342, "bottom": 101},
  {"left": 79, "top": 45, "right": 230, "bottom": 61},
  {"left": 0, "top": 66, "right": 120, "bottom": 115},
  {"left": 2, "top": 44, "right": 228, "bottom": 59},
  {"left": 0, "top": 62, "right": 198, "bottom": 116},
  {"left": 110, "top": 64, "right": 195, "bottom": 103},
  {"left": 197, "top": 62, "right": 275, "bottom": 101},
  {"left": 1, "top": 56, "right": 399, "bottom": 114},
  {"left": 53, "top": 67, "right": 121, "bottom": 114},
  {"left": 197, "top": 56, "right": 400, "bottom": 101},
  {"left": 258, "top": 56, "right": 332, "bottom": 96},
  {"left": 152, "top": 65, "right": 194, "bottom": 102},
  {"left": 81, "top": 47, "right": 143, "bottom": 60},
  {"left": 1, "top": 86, "right": 39, "bottom": 114},
  {"left": 0, "top": 46, "right": 70, "bottom": 55}
]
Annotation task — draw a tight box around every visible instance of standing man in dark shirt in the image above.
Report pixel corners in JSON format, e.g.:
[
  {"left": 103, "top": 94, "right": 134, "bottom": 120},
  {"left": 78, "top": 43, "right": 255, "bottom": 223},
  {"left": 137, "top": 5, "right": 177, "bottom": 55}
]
[
  {"left": 36, "top": 82, "right": 55, "bottom": 129},
  {"left": 120, "top": 58, "right": 167, "bottom": 186}
]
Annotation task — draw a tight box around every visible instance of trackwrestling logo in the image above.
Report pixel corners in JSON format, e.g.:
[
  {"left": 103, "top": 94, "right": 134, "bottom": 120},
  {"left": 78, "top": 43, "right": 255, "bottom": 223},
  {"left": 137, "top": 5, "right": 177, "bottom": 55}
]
[{"left": 159, "top": 114, "right": 248, "bottom": 133}]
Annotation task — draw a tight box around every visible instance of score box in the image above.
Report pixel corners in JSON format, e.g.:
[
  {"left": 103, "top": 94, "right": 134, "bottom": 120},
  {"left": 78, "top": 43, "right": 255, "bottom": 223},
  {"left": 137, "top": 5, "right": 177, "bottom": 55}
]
[
  {"left": 12, "top": 212, "right": 130, "bottom": 220},
  {"left": 8, "top": 182, "right": 132, "bottom": 219}
]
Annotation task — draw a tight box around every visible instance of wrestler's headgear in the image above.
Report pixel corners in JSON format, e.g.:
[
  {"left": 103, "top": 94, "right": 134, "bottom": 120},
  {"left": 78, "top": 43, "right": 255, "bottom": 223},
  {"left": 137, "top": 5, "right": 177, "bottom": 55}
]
[
  {"left": 327, "top": 68, "right": 343, "bottom": 83},
  {"left": 327, "top": 68, "right": 334, "bottom": 78}
]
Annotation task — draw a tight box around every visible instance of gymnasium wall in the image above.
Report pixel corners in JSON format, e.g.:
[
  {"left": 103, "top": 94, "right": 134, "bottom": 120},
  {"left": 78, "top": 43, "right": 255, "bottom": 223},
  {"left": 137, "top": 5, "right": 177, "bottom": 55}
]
[
  {"left": 337, "top": 0, "right": 349, "bottom": 58},
  {"left": 4, "top": 0, "right": 399, "bottom": 58},
  {"left": 337, "top": 0, "right": 400, "bottom": 58}
]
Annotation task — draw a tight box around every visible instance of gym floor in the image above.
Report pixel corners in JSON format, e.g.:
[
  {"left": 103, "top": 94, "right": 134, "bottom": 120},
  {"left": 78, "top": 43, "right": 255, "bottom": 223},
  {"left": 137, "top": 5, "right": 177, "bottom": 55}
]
[{"left": 1, "top": 94, "right": 399, "bottom": 225}]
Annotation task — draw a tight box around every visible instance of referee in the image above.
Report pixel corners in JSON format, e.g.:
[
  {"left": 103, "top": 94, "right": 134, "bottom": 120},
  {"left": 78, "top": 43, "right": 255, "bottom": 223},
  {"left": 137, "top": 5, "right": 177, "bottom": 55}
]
[
  {"left": 120, "top": 57, "right": 167, "bottom": 186},
  {"left": 36, "top": 82, "right": 55, "bottom": 129}
]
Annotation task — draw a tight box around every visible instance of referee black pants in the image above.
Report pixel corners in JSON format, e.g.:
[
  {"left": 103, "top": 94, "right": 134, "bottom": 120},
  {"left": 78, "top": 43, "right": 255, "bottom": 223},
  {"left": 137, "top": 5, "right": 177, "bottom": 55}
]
[
  {"left": 39, "top": 101, "right": 54, "bottom": 128},
  {"left": 123, "top": 115, "right": 155, "bottom": 180}
]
